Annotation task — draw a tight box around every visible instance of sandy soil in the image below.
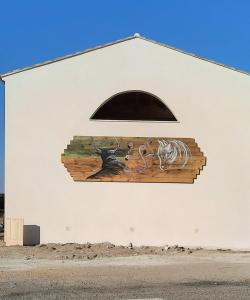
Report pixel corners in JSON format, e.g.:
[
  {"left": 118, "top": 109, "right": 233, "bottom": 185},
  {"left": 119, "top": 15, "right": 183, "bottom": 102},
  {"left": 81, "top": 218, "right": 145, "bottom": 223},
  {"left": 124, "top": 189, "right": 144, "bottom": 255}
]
[
  {"left": 0, "top": 241, "right": 237, "bottom": 261},
  {"left": 0, "top": 248, "right": 250, "bottom": 299}
]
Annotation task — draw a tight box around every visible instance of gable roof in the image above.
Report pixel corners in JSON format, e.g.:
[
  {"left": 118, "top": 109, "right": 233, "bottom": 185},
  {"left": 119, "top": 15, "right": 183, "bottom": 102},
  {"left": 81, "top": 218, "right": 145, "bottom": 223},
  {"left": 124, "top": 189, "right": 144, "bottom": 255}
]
[{"left": 1, "top": 33, "right": 249, "bottom": 79}]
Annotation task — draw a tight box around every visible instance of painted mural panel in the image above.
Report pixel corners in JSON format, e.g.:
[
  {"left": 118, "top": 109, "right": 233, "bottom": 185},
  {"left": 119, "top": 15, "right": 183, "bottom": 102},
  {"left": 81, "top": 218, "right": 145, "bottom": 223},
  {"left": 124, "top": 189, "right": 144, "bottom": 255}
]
[{"left": 61, "top": 136, "right": 206, "bottom": 183}]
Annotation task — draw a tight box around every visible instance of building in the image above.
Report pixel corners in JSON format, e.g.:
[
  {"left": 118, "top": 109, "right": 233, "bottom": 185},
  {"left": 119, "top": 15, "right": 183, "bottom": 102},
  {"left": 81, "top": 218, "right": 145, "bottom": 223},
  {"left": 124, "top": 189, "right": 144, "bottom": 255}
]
[{"left": 1, "top": 34, "right": 250, "bottom": 249}]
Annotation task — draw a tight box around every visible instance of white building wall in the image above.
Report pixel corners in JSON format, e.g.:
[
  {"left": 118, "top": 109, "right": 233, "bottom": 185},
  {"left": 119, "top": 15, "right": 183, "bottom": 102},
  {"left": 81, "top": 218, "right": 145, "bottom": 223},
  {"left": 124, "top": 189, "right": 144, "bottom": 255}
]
[{"left": 4, "top": 38, "right": 250, "bottom": 249}]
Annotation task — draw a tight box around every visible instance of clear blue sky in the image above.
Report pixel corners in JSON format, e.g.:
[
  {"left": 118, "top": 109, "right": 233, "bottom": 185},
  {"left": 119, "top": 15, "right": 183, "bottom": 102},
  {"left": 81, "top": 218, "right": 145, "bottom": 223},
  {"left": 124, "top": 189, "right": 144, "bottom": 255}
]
[{"left": 0, "top": 0, "right": 250, "bottom": 192}]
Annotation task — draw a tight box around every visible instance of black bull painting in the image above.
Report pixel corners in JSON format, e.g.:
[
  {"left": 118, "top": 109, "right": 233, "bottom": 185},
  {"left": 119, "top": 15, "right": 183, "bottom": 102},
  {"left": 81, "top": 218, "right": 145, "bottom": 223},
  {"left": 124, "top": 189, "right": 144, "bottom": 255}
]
[{"left": 61, "top": 136, "right": 206, "bottom": 183}]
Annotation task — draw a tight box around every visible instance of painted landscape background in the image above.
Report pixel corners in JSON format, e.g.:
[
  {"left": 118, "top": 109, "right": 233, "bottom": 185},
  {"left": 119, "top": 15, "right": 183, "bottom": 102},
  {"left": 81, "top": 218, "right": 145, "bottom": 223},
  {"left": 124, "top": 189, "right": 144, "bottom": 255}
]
[{"left": 61, "top": 136, "right": 206, "bottom": 183}]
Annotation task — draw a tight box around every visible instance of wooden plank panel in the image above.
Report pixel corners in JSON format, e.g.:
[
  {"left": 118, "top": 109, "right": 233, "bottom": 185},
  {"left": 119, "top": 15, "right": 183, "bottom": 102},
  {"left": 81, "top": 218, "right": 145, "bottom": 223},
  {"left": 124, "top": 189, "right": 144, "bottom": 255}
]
[{"left": 61, "top": 136, "right": 206, "bottom": 184}]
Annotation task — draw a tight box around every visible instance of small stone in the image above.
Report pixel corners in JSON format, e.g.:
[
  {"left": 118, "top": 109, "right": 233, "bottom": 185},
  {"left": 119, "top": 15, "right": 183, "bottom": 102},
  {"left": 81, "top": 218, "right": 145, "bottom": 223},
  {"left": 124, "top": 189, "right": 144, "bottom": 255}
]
[
  {"left": 217, "top": 248, "right": 231, "bottom": 252},
  {"left": 75, "top": 246, "right": 83, "bottom": 250},
  {"left": 87, "top": 254, "right": 97, "bottom": 260},
  {"left": 196, "top": 247, "right": 203, "bottom": 251}
]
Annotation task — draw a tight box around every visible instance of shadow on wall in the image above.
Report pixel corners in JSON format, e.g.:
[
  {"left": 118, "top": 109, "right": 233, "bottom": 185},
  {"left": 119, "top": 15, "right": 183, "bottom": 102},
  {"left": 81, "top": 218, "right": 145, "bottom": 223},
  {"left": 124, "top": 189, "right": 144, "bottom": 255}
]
[{"left": 23, "top": 225, "right": 40, "bottom": 246}]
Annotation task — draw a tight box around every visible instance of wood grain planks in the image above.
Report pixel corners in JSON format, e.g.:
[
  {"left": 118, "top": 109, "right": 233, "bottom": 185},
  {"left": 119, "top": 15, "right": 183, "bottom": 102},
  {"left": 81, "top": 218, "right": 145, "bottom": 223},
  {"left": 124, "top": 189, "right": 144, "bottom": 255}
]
[{"left": 61, "top": 136, "right": 206, "bottom": 184}]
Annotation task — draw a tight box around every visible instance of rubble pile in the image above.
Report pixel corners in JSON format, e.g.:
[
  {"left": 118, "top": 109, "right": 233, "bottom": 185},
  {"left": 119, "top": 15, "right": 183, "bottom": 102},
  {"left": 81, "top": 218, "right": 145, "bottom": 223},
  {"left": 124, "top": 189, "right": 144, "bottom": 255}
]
[{"left": 0, "top": 241, "right": 208, "bottom": 260}]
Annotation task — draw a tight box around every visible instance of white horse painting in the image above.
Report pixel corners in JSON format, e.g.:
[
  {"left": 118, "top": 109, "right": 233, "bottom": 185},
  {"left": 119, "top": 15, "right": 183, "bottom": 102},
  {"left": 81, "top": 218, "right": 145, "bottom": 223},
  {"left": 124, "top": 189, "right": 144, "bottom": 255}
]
[{"left": 157, "top": 139, "right": 192, "bottom": 170}]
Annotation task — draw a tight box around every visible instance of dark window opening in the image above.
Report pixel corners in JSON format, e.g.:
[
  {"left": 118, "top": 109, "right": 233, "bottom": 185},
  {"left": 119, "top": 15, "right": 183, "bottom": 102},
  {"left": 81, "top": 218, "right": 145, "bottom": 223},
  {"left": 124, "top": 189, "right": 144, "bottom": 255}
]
[{"left": 90, "top": 91, "right": 177, "bottom": 121}]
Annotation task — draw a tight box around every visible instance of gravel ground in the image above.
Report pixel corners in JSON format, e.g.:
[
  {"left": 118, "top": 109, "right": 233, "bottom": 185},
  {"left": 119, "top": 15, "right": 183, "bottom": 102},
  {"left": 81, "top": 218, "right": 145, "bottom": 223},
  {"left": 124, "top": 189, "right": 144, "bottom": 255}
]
[{"left": 0, "top": 242, "right": 250, "bottom": 299}]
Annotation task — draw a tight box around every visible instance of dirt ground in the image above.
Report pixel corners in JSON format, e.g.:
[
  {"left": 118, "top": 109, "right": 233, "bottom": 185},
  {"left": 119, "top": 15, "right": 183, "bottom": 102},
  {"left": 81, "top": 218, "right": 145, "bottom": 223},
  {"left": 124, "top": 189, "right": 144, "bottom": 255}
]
[
  {"left": 0, "top": 240, "right": 237, "bottom": 261},
  {"left": 0, "top": 246, "right": 250, "bottom": 299}
]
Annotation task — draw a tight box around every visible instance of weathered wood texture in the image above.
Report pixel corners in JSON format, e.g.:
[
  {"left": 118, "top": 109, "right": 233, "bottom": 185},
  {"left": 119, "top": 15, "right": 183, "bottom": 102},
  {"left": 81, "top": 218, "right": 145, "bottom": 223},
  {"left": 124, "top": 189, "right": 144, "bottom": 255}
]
[{"left": 61, "top": 136, "right": 206, "bottom": 183}]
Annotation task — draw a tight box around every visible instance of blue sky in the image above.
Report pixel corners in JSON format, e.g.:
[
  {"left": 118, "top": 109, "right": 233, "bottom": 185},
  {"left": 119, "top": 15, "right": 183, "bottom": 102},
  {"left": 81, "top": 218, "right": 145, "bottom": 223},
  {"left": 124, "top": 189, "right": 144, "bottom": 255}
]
[{"left": 0, "top": 0, "right": 250, "bottom": 192}]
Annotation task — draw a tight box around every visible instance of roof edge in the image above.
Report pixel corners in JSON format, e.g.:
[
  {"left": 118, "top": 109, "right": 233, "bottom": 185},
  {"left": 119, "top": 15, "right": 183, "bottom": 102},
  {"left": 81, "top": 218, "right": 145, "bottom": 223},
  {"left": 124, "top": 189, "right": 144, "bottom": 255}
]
[
  {"left": 1, "top": 35, "right": 137, "bottom": 78},
  {"left": 139, "top": 36, "right": 250, "bottom": 76},
  {"left": 1, "top": 34, "right": 250, "bottom": 78}
]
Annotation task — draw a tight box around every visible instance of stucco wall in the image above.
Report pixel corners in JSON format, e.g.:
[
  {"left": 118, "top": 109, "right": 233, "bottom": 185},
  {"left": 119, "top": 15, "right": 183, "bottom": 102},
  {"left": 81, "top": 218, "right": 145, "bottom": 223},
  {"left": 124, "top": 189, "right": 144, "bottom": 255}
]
[{"left": 4, "top": 38, "right": 250, "bottom": 249}]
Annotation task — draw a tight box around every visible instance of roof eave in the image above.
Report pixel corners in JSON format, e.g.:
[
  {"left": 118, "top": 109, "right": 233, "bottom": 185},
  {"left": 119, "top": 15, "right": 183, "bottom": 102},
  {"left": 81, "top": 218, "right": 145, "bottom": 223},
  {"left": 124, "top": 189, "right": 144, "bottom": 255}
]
[
  {"left": 0, "top": 35, "right": 137, "bottom": 78},
  {"left": 1, "top": 34, "right": 250, "bottom": 78}
]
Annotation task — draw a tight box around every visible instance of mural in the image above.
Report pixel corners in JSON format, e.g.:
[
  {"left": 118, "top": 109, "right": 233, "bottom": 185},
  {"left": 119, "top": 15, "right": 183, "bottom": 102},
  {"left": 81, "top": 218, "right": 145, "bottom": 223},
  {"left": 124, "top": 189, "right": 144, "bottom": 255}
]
[{"left": 61, "top": 136, "right": 206, "bottom": 183}]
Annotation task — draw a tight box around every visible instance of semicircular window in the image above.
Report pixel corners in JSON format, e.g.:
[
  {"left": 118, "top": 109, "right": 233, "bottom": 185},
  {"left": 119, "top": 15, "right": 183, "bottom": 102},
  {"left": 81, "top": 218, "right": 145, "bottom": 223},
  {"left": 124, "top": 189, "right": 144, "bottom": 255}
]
[{"left": 90, "top": 91, "right": 177, "bottom": 121}]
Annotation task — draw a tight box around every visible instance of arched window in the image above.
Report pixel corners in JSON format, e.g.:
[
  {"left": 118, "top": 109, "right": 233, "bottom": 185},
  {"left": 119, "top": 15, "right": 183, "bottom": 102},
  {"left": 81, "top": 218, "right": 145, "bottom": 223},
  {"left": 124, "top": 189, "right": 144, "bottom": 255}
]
[{"left": 90, "top": 91, "right": 177, "bottom": 121}]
